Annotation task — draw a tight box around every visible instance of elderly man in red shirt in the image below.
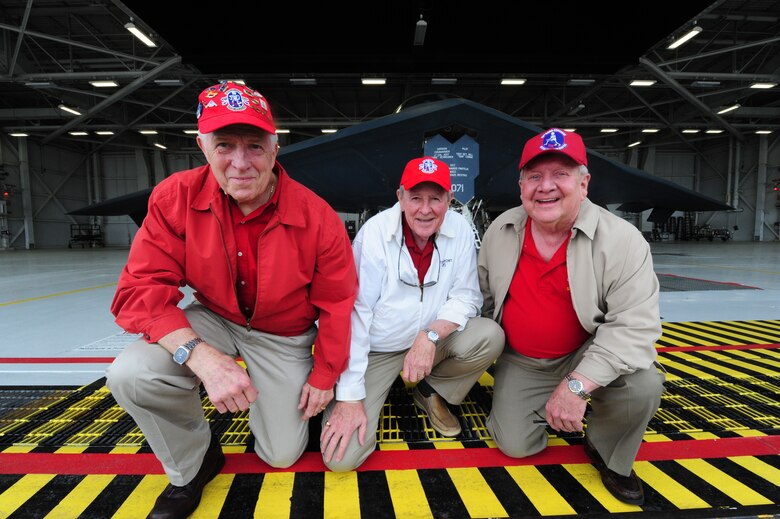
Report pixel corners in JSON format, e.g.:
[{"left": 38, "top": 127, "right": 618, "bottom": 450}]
[
  {"left": 106, "top": 81, "right": 357, "bottom": 519},
  {"left": 478, "top": 128, "right": 664, "bottom": 506}
]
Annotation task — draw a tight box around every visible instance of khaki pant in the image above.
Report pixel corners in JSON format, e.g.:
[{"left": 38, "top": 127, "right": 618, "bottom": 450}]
[
  {"left": 106, "top": 302, "right": 317, "bottom": 486},
  {"left": 487, "top": 344, "right": 665, "bottom": 476},
  {"left": 323, "top": 317, "right": 505, "bottom": 471}
]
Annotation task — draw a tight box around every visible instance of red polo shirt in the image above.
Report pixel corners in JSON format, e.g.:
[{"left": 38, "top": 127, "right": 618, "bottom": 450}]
[
  {"left": 401, "top": 215, "right": 434, "bottom": 284},
  {"left": 501, "top": 223, "right": 591, "bottom": 358},
  {"left": 229, "top": 182, "right": 281, "bottom": 318}
]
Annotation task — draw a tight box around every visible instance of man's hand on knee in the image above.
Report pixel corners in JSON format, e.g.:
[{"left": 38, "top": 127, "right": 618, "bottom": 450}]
[
  {"left": 189, "top": 344, "right": 258, "bottom": 414},
  {"left": 402, "top": 333, "right": 436, "bottom": 383},
  {"left": 321, "top": 401, "right": 367, "bottom": 463},
  {"left": 298, "top": 383, "right": 334, "bottom": 420}
]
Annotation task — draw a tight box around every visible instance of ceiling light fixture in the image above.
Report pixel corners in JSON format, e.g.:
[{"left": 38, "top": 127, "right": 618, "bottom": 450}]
[
  {"left": 321, "top": 129, "right": 338, "bottom": 134},
  {"left": 630, "top": 80, "right": 657, "bottom": 87},
  {"left": 755, "top": 130, "right": 773, "bottom": 134},
  {"left": 431, "top": 78, "right": 457, "bottom": 85},
  {"left": 275, "top": 129, "right": 290, "bottom": 134},
  {"left": 705, "top": 129, "right": 724, "bottom": 134},
  {"left": 667, "top": 25, "right": 702, "bottom": 50},
  {"left": 750, "top": 82, "right": 777, "bottom": 89},
  {"left": 289, "top": 78, "right": 316, "bottom": 85},
  {"left": 58, "top": 104, "right": 81, "bottom": 116},
  {"left": 124, "top": 22, "right": 157, "bottom": 48},
  {"left": 414, "top": 15, "right": 427, "bottom": 46},
  {"left": 182, "top": 129, "right": 198, "bottom": 135},
  {"left": 628, "top": 141, "right": 641, "bottom": 148},
  {"left": 691, "top": 80, "right": 720, "bottom": 87},
  {"left": 567, "top": 79, "right": 595, "bottom": 86},
  {"left": 24, "top": 81, "right": 53, "bottom": 87},
  {"left": 10, "top": 132, "right": 28, "bottom": 137},
  {"left": 68, "top": 131, "right": 88, "bottom": 136},
  {"left": 642, "top": 128, "right": 660, "bottom": 133},
  {"left": 154, "top": 143, "right": 167, "bottom": 150},
  {"left": 563, "top": 128, "right": 577, "bottom": 132},
  {"left": 95, "top": 131, "right": 114, "bottom": 135},
  {"left": 154, "top": 79, "right": 183, "bottom": 86},
  {"left": 600, "top": 128, "right": 618, "bottom": 133},
  {"left": 716, "top": 103, "right": 740, "bottom": 115},
  {"left": 501, "top": 78, "right": 526, "bottom": 85},
  {"left": 361, "top": 78, "right": 386, "bottom": 85},
  {"left": 138, "top": 130, "right": 158, "bottom": 135},
  {"left": 90, "top": 80, "right": 118, "bottom": 88},
  {"left": 682, "top": 129, "right": 700, "bottom": 133}
]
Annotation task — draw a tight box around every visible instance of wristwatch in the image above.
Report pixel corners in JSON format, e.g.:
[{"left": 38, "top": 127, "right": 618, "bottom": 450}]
[
  {"left": 423, "top": 328, "right": 440, "bottom": 346},
  {"left": 173, "top": 337, "right": 204, "bottom": 365},
  {"left": 565, "top": 373, "right": 592, "bottom": 401}
]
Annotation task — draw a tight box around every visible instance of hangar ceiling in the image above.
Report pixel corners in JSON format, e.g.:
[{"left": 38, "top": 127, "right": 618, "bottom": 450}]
[{"left": 0, "top": 0, "right": 778, "bottom": 156}]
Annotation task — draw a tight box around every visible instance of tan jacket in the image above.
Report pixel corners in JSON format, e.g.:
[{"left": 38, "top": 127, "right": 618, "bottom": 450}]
[{"left": 478, "top": 198, "right": 660, "bottom": 386}]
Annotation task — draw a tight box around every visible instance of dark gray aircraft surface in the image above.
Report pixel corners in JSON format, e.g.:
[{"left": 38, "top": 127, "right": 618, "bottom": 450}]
[{"left": 70, "top": 98, "right": 732, "bottom": 227}]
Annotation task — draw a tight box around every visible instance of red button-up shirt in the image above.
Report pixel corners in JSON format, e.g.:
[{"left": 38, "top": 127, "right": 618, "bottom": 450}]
[{"left": 111, "top": 163, "right": 358, "bottom": 389}]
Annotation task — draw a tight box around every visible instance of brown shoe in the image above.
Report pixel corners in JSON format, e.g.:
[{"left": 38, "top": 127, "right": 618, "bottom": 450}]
[
  {"left": 148, "top": 433, "right": 225, "bottom": 519},
  {"left": 584, "top": 439, "right": 644, "bottom": 505},
  {"left": 413, "top": 387, "right": 462, "bottom": 437}
]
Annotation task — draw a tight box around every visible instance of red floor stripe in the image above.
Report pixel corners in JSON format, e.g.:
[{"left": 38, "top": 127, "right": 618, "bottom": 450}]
[
  {"left": 2, "top": 436, "right": 778, "bottom": 475},
  {"left": 657, "top": 274, "right": 762, "bottom": 290}
]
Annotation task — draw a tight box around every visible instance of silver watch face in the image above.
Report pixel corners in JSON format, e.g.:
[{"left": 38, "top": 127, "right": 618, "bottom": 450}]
[
  {"left": 427, "top": 330, "right": 440, "bottom": 343},
  {"left": 173, "top": 346, "right": 190, "bottom": 365}
]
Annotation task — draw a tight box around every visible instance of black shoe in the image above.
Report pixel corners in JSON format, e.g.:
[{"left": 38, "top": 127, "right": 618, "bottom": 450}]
[
  {"left": 584, "top": 439, "right": 644, "bottom": 505},
  {"left": 148, "top": 433, "right": 226, "bottom": 519}
]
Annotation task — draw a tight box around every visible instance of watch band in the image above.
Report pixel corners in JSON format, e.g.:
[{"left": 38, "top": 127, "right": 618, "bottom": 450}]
[{"left": 180, "top": 337, "right": 204, "bottom": 352}]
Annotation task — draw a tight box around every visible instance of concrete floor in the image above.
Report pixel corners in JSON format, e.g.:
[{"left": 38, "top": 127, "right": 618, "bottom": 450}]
[{"left": 1, "top": 241, "right": 778, "bottom": 386}]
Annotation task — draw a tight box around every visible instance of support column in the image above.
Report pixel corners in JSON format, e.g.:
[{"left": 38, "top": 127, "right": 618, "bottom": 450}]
[
  {"left": 753, "top": 135, "right": 768, "bottom": 241},
  {"left": 725, "top": 137, "right": 733, "bottom": 205},
  {"left": 134, "top": 149, "right": 151, "bottom": 189},
  {"left": 17, "top": 138, "right": 34, "bottom": 249},
  {"left": 91, "top": 150, "right": 102, "bottom": 229},
  {"left": 732, "top": 141, "right": 741, "bottom": 209}
]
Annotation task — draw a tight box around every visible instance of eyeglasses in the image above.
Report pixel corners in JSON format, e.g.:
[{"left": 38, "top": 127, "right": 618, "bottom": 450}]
[{"left": 398, "top": 240, "right": 441, "bottom": 288}]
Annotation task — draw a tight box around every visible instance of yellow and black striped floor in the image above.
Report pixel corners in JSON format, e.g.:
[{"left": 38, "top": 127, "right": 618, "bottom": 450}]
[{"left": 1, "top": 319, "right": 779, "bottom": 518}]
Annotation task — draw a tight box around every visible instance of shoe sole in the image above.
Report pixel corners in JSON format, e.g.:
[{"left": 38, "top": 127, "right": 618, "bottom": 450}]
[{"left": 412, "top": 392, "right": 462, "bottom": 437}]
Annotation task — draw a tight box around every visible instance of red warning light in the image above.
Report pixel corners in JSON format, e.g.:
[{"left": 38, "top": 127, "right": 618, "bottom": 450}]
[{"left": 1, "top": 191, "right": 8, "bottom": 199}]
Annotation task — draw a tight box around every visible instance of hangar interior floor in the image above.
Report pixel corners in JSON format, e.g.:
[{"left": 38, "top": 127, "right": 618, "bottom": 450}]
[{"left": 0, "top": 241, "right": 779, "bottom": 519}]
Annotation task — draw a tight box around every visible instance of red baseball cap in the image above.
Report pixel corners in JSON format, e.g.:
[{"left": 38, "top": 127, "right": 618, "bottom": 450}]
[
  {"left": 400, "top": 157, "right": 451, "bottom": 191},
  {"left": 519, "top": 128, "right": 588, "bottom": 169},
  {"left": 196, "top": 81, "right": 276, "bottom": 134}
]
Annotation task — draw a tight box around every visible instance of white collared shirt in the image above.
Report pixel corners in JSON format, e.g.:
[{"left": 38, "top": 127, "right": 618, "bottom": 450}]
[{"left": 336, "top": 202, "right": 482, "bottom": 401}]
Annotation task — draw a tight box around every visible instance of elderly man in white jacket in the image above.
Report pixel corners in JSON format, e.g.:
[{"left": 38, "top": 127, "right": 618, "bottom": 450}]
[{"left": 320, "top": 156, "right": 505, "bottom": 471}]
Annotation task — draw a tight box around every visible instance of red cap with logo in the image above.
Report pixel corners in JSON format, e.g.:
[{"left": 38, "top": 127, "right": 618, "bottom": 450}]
[
  {"left": 196, "top": 81, "right": 276, "bottom": 134},
  {"left": 400, "top": 157, "right": 452, "bottom": 191},
  {"left": 519, "top": 128, "right": 588, "bottom": 169}
]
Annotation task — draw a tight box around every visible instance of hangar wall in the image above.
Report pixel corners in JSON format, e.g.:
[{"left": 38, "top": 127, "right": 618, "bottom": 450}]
[
  {"left": 607, "top": 134, "right": 779, "bottom": 242},
  {"left": 0, "top": 135, "right": 777, "bottom": 249}
]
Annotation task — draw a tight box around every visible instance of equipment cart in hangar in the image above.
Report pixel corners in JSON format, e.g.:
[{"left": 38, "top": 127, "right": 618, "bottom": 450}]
[{"left": 68, "top": 223, "right": 103, "bottom": 248}]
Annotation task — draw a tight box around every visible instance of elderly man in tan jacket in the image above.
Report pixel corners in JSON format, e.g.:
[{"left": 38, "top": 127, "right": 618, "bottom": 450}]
[{"left": 478, "top": 128, "right": 665, "bottom": 506}]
